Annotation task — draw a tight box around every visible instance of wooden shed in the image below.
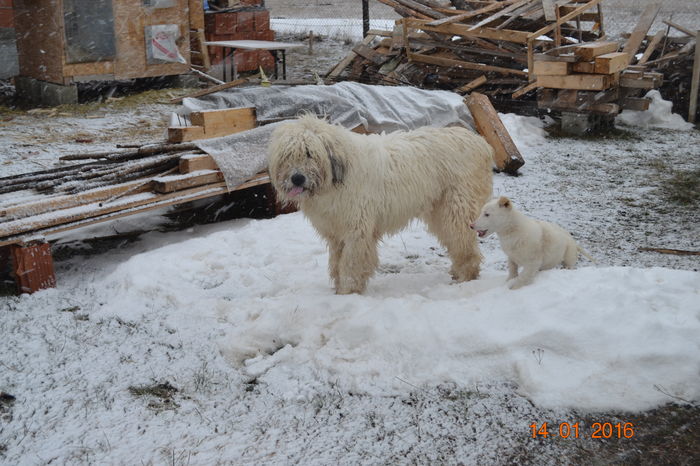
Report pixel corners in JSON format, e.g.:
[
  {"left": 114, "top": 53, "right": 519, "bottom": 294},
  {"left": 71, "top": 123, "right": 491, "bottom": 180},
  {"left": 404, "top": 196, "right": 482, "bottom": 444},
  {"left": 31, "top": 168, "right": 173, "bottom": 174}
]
[{"left": 14, "top": 0, "right": 205, "bottom": 103}]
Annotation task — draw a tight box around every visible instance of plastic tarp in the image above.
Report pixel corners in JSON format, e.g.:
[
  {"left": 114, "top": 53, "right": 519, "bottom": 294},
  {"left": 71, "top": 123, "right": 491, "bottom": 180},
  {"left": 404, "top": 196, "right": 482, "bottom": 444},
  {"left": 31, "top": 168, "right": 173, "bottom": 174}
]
[{"left": 173, "top": 82, "right": 475, "bottom": 190}]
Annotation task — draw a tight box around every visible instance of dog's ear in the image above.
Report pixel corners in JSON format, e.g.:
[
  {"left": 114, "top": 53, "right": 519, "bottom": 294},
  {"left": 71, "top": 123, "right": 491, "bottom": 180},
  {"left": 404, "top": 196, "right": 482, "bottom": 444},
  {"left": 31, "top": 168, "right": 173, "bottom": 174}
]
[
  {"left": 328, "top": 150, "right": 345, "bottom": 184},
  {"left": 498, "top": 196, "right": 511, "bottom": 209}
]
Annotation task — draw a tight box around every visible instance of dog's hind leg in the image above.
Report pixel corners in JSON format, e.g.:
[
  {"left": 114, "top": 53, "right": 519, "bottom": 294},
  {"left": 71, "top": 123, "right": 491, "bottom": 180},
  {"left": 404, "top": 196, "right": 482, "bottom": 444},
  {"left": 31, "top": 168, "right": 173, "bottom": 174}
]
[
  {"left": 424, "top": 193, "right": 482, "bottom": 282},
  {"left": 563, "top": 241, "right": 578, "bottom": 269},
  {"left": 336, "top": 232, "right": 379, "bottom": 294}
]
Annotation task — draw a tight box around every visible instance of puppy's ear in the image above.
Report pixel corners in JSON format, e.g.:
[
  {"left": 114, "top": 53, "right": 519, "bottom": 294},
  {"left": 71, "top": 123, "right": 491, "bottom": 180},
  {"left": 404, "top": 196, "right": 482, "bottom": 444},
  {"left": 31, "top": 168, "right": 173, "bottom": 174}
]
[
  {"left": 329, "top": 151, "right": 345, "bottom": 184},
  {"left": 498, "top": 196, "right": 512, "bottom": 209}
]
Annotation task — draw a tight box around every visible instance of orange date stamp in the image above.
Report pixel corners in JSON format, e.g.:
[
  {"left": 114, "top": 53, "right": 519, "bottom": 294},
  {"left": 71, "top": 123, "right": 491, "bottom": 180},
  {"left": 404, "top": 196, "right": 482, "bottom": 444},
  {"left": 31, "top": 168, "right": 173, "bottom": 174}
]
[{"left": 530, "top": 422, "right": 635, "bottom": 439}]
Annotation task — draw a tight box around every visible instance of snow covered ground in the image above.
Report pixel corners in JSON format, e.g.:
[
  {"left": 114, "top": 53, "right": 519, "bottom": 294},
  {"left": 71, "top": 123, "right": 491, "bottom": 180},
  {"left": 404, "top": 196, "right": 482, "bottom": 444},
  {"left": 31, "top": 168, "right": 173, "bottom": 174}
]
[{"left": 1, "top": 98, "right": 699, "bottom": 463}]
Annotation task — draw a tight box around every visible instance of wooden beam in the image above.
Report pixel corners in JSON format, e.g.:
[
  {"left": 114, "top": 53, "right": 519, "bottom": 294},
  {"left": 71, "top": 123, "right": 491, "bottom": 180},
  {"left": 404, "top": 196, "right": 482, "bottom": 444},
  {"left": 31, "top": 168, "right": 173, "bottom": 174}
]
[
  {"left": 409, "top": 52, "right": 528, "bottom": 76},
  {"left": 190, "top": 107, "right": 257, "bottom": 138},
  {"left": 408, "top": 18, "right": 531, "bottom": 44},
  {"left": 573, "top": 41, "right": 619, "bottom": 60},
  {"left": 533, "top": 61, "right": 571, "bottom": 76},
  {"left": 454, "top": 75, "right": 487, "bottom": 94},
  {"left": 537, "top": 73, "right": 615, "bottom": 90},
  {"left": 662, "top": 20, "right": 695, "bottom": 37},
  {"left": 327, "top": 34, "right": 375, "bottom": 78},
  {"left": 638, "top": 30, "right": 665, "bottom": 65},
  {"left": 530, "top": 0, "right": 604, "bottom": 40},
  {"left": 622, "top": 3, "right": 661, "bottom": 64},
  {"left": 465, "top": 92, "right": 524, "bottom": 174},
  {"left": 168, "top": 126, "right": 206, "bottom": 143},
  {"left": 152, "top": 170, "right": 225, "bottom": 194},
  {"left": 690, "top": 30, "right": 700, "bottom": 123},
  {"left": 425, "top": 0, "right": 519, "bottom": 27},
  {"left": 511, "top": 80, "right": 539, "bottom": 99},
  {"left": 179, "top": 154, "right": 219, "bottom": 173},
  {"left": 594, "top": 52, "right": 629, "bottom": 74}
]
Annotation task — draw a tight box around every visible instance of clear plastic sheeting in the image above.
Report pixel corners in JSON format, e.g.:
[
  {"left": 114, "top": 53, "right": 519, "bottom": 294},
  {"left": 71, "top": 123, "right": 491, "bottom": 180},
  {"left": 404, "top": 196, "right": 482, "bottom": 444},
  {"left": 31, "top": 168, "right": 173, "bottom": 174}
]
[{"left": 174, "top": 82, "right": 476, "bottom": 190}]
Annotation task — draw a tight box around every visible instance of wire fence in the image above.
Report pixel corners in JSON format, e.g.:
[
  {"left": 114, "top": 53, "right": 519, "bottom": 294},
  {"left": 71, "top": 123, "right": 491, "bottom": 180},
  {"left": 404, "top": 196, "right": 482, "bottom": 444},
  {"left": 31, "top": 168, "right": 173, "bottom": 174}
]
[{"left": 265, "top": 0, "right": 699, "bottom": 40}]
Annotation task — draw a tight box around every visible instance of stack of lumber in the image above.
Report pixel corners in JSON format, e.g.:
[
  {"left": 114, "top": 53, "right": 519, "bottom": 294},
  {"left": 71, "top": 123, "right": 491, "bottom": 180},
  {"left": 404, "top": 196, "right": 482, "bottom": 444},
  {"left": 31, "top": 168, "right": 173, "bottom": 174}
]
[
  {"left": 0, "top": 108, "right": 270, "bottom": 247},
  {"left": 327, "top": 0, "right": 667, "bottom": 118}
]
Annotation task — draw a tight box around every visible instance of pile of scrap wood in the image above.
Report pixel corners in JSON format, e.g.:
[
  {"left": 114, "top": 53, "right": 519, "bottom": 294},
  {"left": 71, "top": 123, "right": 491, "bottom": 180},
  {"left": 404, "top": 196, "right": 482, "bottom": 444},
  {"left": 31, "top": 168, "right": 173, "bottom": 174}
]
[
  {"left": 630, "top": 18, "right": 700, "bottom": 123},
  {"left": 326, "top": 0, "right": 669, "bottom": 119},
  {"left": 0, "top": 108, "right": 273, "bottom": 248}
]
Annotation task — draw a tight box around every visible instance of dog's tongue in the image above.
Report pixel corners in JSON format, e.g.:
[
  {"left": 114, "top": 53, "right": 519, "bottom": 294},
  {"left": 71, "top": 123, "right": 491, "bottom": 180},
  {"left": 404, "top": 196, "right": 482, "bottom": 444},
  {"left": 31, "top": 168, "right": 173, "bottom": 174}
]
[
  {"left": 288, "top": 186, "right": 304, "bottom": 197},
  {"left": 477, "top": 230, "right": 487, "bottom": 238}
]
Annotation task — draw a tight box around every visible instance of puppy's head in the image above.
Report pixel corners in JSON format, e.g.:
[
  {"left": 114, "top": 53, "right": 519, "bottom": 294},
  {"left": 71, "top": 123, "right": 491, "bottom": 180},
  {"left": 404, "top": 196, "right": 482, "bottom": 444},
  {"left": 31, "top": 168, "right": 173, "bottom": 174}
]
[
  {"left": 470, "top": 196, "right": 513, "bottom": 237},
  {"left": 267, "top": 114, "right": 346, "bottom": 203}
]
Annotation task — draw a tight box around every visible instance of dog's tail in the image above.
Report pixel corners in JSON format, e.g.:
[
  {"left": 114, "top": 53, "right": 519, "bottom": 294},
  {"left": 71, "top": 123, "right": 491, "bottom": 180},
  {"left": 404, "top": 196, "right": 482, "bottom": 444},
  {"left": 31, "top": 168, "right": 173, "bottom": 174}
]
[{"left": 578, "top": 245, "right": 597, "bottom": 264}]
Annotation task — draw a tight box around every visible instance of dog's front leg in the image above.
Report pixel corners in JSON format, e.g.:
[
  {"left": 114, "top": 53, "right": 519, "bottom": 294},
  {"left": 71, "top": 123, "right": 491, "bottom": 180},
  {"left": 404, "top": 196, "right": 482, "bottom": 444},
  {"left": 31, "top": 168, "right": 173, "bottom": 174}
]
[
  {"left": 507, "top": 259, "right": 519, "bottom": 280},
  {"left": 327, "top": 238, "right": 344, "bottom": 290},
  {"left": 336, "top": 232, "right": 378, "bottom": 295},
  {"left": 508, "top": 262, "right": 540, "bottom": 289}
]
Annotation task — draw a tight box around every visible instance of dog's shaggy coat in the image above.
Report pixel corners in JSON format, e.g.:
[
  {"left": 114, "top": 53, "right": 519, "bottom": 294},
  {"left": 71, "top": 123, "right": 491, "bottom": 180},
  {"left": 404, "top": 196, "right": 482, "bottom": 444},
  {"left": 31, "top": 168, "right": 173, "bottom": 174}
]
[{"left": 268, "top": 115, "right": 494, "bottom": 294}]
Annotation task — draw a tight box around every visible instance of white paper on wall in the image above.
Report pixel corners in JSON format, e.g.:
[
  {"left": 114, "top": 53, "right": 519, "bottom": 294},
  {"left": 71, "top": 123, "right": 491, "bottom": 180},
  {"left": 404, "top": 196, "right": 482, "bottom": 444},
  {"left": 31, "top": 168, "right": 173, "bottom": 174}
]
[{"left": 145, "top": 24, "right": 186, "bottom": 64}]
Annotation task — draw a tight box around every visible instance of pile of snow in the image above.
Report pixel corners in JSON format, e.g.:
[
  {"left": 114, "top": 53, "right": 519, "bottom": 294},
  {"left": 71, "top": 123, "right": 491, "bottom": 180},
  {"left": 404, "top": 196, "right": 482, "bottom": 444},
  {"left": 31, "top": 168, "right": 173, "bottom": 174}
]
[
  {"left": 96, "top": 213, "right": 700, "bottom": 412},
  {"left": 499, "top": 113, "right": 548, "bottom": 148},
  {"left": 616, "top": 90, "right": 695, "bottom": 131}
]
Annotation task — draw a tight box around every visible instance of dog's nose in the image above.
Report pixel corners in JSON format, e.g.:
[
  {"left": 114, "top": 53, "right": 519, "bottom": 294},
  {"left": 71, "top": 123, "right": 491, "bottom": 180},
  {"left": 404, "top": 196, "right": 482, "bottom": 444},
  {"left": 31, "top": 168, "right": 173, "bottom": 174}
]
[
  {"left": 469, "top": 223, "right": 475, "bottom": 230},
  {"left": 291, "top": 173, "right": 306, "bottom": 186}
]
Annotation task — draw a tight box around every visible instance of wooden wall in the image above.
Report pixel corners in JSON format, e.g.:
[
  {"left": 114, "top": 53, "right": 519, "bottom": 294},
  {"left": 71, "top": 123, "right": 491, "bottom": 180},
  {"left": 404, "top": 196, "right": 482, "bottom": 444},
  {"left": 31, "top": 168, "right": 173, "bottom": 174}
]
[{"left": 15, "top": 0, "right": 196, "bottom": 84}]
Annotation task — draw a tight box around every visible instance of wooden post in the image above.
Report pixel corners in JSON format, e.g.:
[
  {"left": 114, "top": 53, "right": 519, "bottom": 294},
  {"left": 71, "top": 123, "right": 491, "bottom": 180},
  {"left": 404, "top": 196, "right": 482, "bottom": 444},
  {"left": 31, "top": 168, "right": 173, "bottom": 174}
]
[
  {"left": 690, "top": 31, "right": 700, "bottom": 124},
  {"left": 11, "top": 241, "right": 57, "bottom": 294},
  {"left": 362, "top": 0, "right": 370, "bottom": 38},
  {"left": 465, "top": 93, "right": 525, "bottom": 175}
]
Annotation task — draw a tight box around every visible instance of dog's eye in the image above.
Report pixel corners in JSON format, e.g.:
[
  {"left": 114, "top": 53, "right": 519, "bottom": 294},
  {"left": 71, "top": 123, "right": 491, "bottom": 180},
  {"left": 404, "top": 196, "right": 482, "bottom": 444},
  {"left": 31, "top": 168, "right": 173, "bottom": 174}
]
[
  {"left": 306, "top": 150, "right": 312, "bottom": 159},
  {"left": 484, "top": 213, "right": 490, "bottom": 217}
]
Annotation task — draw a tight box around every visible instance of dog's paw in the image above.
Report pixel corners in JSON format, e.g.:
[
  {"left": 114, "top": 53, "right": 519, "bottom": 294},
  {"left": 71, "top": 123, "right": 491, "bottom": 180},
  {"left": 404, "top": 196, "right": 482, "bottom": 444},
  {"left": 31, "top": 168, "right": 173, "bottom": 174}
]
[{"left": 508, "top": 279, "right": 524, "bottom": 290}]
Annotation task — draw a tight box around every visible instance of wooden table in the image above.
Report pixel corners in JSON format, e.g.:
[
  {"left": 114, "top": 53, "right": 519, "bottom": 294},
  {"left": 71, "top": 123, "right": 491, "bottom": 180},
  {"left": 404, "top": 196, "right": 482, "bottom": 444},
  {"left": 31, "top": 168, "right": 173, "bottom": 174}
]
[{"left": 204, "top": 40, "right": 305, "bottom": 81}]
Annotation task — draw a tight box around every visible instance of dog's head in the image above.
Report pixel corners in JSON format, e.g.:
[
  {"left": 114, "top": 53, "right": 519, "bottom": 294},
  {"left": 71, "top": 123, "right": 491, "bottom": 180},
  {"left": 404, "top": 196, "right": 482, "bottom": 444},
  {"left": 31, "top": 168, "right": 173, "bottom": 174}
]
[
  {"left": 267, "top": 114, "right": 347, "bottom": 203},
  {"left": 470, "top": 196, "right": 513, "bottom": 237}
]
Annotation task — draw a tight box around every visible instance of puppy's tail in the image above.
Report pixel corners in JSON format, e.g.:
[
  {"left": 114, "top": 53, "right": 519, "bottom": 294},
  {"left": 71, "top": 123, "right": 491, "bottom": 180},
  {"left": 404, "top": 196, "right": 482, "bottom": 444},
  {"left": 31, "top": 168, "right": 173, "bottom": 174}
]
[{"left": 578, "top": 245, "right": 597, "bottom": 264}]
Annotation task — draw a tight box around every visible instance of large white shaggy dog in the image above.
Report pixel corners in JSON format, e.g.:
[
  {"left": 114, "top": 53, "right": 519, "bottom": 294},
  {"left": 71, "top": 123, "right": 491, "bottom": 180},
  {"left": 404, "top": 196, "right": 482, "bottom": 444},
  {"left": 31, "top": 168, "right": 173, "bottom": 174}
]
[
  {"left": 471, "top": 196, "right": 595, "bottom": 289},
  {"left": 268, "top": 114, "right": 494, "bottom": 294}
]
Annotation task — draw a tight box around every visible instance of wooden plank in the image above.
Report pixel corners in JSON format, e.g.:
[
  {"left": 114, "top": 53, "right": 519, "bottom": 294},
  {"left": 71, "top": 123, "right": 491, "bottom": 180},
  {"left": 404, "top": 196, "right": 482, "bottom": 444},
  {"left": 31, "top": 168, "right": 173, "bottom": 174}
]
[
  {"left": 179, "top": 154, "right": 219, "bottom": 173},
  {"left": 619, "top": 76, "right": 658, "bottom": 89},
  {"left": 537, "top": 73, "right": 615, "bottom": 90},
  {"left": 467, "top": 0, "right": 533, "bottom": 31},
  {"left": 534, "top": 53, "right": 578, "bottom": 63},
  {"left": 542, "top": 0, "right": 557, "bottom": 22},
  {"left": 594, "top": 52, "right": 629, "bottom": 74},
  {"left": 152, "top": 170, "right": 225, "bottom": 194},
  {"left": 170, "top": 77, "right": 249, "bottom": 104},
  {"left": 168, "top": 126, "right": 206, "bottom": 143},
  {"left": 327, "top": 34, "right": 375, "bottom": 78},
  {"left": 426, "top": 0, "right": 519, "bottom": 27},
  {"left": 622, "top": 2, "right": 661, "bottom": 64},
  {"left": 409, "top": 19, "right": 531, "bottom": 44},
  {"left": 573, "top": 41, "right": 619, "bottom": 60},
  {"left": 622, "top": 97, "right": 651, "bottom": 111},
  {"left": 189, "top": 107, "right": 257, "bottom": 138},
  {"left": 690, "top": 30, "right": 700, "bottom": 123},
  {"left": 638, "top": 30, "right": 665, "bottom": 65},
  {"left": 662, "top": 20, "right": 694, "bottom": 37},
  {"left": 465, "top": 92, "right": 524, "bottom": 174},
  {"left": 511, "top": 80, "right": 539, "bottom": 99},
  {"left": 572, "top": 61, "right": 596, "bottom": 73},
  {"left": 529, "top": 0, "right": 604, "bottom": 40},
  {"left": 393, "top": 0, "right": 446, "bottom": 19},
  {"left": 409, "top": 53, "right": 528, "bottom": 76},
  {"left": 533, "top": 61, "right": 571, "bottom": 76},
  {"left": 1, "top": 179, "right": 153, "bottom": 221},
  {"left": 454, "top": 75, "right": 487, "bottom": 94},
  {"left": 352, "top": 44, "right": 391, "bottom": 66}
]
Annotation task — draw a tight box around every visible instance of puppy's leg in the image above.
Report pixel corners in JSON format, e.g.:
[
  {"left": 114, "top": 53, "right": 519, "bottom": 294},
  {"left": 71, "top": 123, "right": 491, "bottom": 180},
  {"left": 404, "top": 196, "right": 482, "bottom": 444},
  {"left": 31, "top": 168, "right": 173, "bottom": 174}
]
[
  {"left": 509, "top": 262, "right": 540, "bottom": 289},
  {"left": 327, "top": 238, "right": 344, "bottom": 290},
  {"left": 563, "top": 241, "right": 578, "bottom": 269},
  {"left": 336, "top": 232, "right": 378, "bottom": 294},
  {"left": 507, "top": 259, "right": 519, "bottom": 280},
  {"left": 425, "top": 192, "right": 482, "bottom": 282}
]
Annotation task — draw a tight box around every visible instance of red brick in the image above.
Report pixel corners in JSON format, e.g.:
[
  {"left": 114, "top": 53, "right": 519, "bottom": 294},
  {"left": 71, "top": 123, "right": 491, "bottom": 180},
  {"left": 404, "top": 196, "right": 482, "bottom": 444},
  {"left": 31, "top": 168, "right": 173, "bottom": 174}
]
[
  {"left": 254, "top": 10, "right": 269, "bottom": 32},
  {"left": 0, "top": 7, "right": 14, "bottom": 28},
  {"left": 11, "top": 242, "right": 56, "bottom": 294},
  {"left": 0, "top": 1, "right": 14, "bottom": 8},
  {"left": 237, "top": 11, "right": 254, "bottom": 33}
]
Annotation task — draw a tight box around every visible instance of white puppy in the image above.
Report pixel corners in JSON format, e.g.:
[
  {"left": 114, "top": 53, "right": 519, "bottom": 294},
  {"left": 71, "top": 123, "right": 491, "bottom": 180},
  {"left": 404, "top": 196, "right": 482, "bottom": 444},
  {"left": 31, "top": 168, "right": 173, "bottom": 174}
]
[{"left": 471, "top": 196, "right": 594, "bottom": 289}]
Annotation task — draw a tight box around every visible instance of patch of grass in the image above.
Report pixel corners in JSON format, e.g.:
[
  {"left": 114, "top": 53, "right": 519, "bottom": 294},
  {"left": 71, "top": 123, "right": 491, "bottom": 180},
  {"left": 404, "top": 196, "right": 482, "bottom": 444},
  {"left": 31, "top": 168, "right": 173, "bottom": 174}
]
[
  {"left": 663, "top": 168, "right": 700, "bottom": 206},
  {"left": 545, "top": 124, "right": 642, "bottom": 141},
  {"left": 128, "top": 381, "right": 179, "bottom": 411}
]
